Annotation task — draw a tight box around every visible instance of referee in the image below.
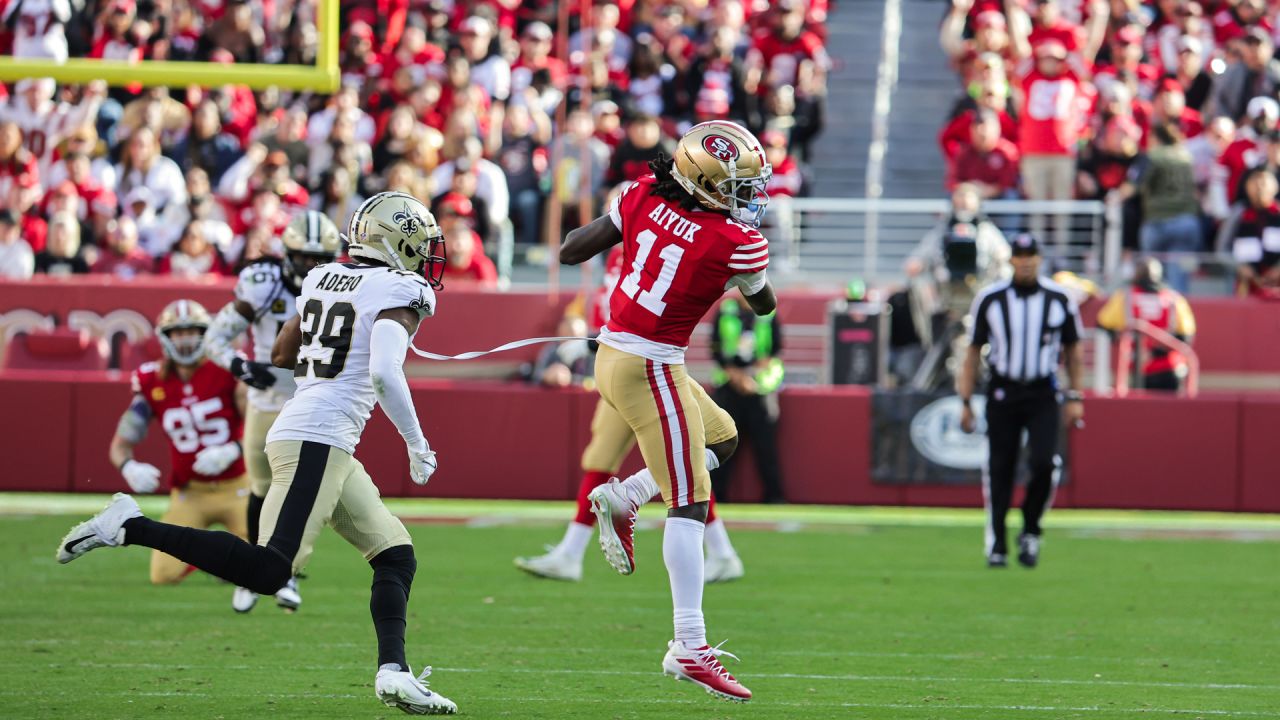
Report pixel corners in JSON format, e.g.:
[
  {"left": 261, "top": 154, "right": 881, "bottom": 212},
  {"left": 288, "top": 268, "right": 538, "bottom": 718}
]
[{"left": 957, "top": 233, "right": 1085, "bottom": 569}]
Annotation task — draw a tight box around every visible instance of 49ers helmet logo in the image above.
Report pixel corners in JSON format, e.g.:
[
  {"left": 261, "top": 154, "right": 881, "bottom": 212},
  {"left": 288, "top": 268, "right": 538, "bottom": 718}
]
[{"left": 702, "top": 134, "right": 739, "bottom": 162}]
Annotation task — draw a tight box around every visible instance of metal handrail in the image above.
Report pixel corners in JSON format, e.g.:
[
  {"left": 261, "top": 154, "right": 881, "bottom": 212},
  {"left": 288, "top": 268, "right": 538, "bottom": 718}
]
[{"left": 1114, "top": 318, "right": 1200, "bottom": 398}]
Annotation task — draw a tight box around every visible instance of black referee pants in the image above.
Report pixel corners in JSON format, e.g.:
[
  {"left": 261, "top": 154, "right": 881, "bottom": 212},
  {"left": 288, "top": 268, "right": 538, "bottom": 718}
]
[
  {"left": 710, "top": 385, "right": 785, "bottom": 503},
  {"left": 983, "top": 384, "right": 1061, "bottom": 556}
]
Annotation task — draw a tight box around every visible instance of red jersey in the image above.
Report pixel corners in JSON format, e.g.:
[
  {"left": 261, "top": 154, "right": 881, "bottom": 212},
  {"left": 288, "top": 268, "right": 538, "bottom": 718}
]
[
  {"left": 1218, "top": 135, "right": 1265, "bottom": 204},
  {"left": 132, "top": 360, "right": 245, "bottom": 487},
  {"left": 749, "top": 29, "right": 830, "bottom": 90},
  {"left": 1018, "top": 69, "right": 1085, "bottom": 156},
  {"left": 602, "top": 175, "right": 769, "bottom": 361},
  {"left": 948, "top": 139, "right": 1021, "bottom": 192}
]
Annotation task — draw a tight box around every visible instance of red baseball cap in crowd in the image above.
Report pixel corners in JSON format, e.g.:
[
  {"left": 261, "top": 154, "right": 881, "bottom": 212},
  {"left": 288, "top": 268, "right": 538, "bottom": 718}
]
[
  {"left": 1157, "top": 77, "right": 1184, "bottom": 96},
  {"left": 436, "top": 192, "right": 474, "bottom": 218},
  {"left": 762, "top": 130, "right": 788, "bottom": 148},
  {"left": 974, "top": 10, "right": 1007, "bottom": 30}
]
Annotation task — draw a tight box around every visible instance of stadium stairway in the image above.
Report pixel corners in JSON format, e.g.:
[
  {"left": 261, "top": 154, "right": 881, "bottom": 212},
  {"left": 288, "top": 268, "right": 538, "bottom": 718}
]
[{"left": 811, "top": 0, "right": 955, "bottom": 201}]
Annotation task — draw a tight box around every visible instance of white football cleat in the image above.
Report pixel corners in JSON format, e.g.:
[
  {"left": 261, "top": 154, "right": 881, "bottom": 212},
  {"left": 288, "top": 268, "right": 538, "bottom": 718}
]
[
  {"left": 662, "top": 639, "right": 752, "bottom": 702},
  {"left": 587, "top": 478, "right": 638, "bottom": 575},
  {"left": 232, "top": 587, "right": 258, "bottom": 613},
  {"left": 375, "top": 664, "right": 457, "bottom": 715},
  {"left": 275, "top": 577, "right": 302, "bottom": 611},
  {"left": 514, "top": 546, "right": 582, "bottom": 581},
  {"left": 704, "top": 553, "right": 745, "bottom": 584},
  {"left": 56, "top": 493, "right": 142, "bottom": 564}
]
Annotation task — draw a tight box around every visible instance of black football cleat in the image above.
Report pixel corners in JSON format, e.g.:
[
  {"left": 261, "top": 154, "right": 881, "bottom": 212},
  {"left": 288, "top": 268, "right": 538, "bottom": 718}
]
[{"left": 1017, "top": 534, "right": 1041, "bottom": 568}]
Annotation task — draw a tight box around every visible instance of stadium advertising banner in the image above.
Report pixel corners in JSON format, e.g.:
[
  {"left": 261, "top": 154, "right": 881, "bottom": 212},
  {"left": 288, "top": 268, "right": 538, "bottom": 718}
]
[{"left": 871, "top": 391, "right": 1069, "bottom": 486}]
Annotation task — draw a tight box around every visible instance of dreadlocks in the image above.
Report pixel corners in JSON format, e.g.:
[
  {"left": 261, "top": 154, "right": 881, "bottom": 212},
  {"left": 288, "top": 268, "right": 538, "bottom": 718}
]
[{"left": 647, "top": 153, "right": 706, "bottom": 213}]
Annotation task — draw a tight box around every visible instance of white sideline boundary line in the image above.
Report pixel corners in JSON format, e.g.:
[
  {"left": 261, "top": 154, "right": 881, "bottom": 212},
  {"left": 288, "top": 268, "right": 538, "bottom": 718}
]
[
  {"left": 10, "top": 661, "right": 1279, "bottom": 693},
  {"left": 0, "top": 688, "right": 1275, "bottom": 717}
]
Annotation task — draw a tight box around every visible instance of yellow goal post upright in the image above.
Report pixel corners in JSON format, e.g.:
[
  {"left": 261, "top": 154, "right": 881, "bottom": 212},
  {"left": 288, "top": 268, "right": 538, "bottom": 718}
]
[{"left": 0, "top": 0, "right": 339, "bottom": 92}]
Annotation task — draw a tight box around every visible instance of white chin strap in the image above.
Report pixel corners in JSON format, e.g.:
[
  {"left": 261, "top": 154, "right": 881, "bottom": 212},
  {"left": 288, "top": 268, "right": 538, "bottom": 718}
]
[{"left": 380, "top": 239, "right": 408, "bottom": 271}]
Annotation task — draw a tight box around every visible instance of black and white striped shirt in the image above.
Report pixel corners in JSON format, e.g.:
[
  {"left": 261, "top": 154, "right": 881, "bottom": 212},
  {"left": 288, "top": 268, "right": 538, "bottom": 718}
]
[{"left": 968, "top": 277, "right": 1083, "bottom": 382}]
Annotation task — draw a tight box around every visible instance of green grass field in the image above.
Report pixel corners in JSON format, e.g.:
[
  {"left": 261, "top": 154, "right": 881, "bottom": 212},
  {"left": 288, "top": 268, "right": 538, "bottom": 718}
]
[{"left": 1, "top": 496, "right": 1277, "bottom": 720}]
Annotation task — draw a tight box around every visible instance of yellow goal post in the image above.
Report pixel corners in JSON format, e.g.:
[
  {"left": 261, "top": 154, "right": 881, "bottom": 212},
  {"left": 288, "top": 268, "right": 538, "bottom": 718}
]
[{"left": 0, "top": 0, "right": 339, "bottom": 92}]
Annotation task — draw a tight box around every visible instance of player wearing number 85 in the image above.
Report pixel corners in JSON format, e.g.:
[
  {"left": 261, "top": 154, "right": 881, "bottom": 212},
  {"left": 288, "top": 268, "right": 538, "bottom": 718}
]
[
  {"left": 56, "top": 192, "right": 457, "bottom": 715},
  {"left": 101, "top": 299, "right": 252, "bottom": 595},
  {"left": 560, "top": 120, "right": 778, "bottom": 703}
]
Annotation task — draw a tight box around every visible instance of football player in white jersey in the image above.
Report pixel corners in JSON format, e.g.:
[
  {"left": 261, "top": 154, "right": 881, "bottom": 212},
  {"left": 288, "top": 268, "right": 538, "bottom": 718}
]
[
  {"left": 205, "top": 210, "right": 341, "bottom": 614},
  {"left": 57, "top": 192, "right": 457, "bottom": 715}
]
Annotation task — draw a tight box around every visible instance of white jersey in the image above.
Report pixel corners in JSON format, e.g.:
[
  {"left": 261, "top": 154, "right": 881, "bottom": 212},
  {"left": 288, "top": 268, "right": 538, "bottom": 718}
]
[
  {"left": 0, "top": 95, "right": 101, "bottom": 179},
  {"left": 267, "top": 262, "right": 436, "bottom": 454},
  {"left": 233, "top": 258, "right": 298, "bottom": 412},
  {"left": 3, "top": 0, "right": 70, "bottom": 61}
]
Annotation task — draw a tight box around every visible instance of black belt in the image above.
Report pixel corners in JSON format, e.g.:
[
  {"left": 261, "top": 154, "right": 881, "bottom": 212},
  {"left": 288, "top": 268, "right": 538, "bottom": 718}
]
[{"left": 989, "top": 375, "right": 1055, "bottom": 391}]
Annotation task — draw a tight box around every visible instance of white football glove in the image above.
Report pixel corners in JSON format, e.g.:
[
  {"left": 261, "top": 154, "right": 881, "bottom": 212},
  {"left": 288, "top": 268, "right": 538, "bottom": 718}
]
[
  {"left": 193, "top": 442, "right": 242, "bottom": 476},
  {"left": 121, "top": 459, "right": 161, "bottom": 494},
  {"left": 408, "top": 447, "right": 438, "bottom": 486}
]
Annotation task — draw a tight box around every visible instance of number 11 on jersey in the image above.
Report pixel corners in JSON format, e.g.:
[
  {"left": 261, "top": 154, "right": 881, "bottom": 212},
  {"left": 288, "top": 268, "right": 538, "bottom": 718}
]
[{"left": 619, "top": 229, "right": 685, "bottom": 317}]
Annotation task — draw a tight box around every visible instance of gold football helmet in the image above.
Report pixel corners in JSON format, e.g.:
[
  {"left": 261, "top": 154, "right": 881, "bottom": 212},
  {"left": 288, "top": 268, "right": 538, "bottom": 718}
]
[
  {"left": 156, "top": 299, "right": 212, "bottom": 365},
  {"left": 346, "top": 191, "right": 448, "bottom": 289},
  {"left": 672, "top": 120, "right": 772, "bottom": 227},
  {"left": 280, "top": 210, "right": 341, "bottom": 294}
]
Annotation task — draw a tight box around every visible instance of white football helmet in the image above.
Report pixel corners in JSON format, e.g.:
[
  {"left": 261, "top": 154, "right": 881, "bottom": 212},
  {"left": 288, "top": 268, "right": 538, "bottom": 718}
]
[{"left": 346, "top": 192, "right": 447, "bottom": 289}]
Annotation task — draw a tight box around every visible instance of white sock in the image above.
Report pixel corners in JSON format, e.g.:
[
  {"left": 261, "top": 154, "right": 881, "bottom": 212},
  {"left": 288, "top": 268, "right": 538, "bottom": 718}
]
[
  {"left": 703, "top": 518, "right": 736, "bottom": 559},
  {"left": 664, "top": 517, "right": 707, "bottom": 648},
  {"left": 704, "top": 448, "right": 720, "bottom": 471},
  {"left": 557, "top": 522, "right": 593, "bottom": 561},
  {"left": 618, "top": 468, "right": 661, "bottom": 507}
]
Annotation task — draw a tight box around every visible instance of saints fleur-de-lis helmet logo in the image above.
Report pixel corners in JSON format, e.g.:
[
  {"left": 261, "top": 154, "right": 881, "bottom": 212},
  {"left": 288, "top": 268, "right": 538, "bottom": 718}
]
[{"left": 392, "top": 205, "right": 421, "bottom": 237}]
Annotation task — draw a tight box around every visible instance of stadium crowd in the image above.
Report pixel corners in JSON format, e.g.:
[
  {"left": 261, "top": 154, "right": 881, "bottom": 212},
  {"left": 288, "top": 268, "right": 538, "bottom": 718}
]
[
  {"left": 0, "top": 0, "right": 829, "bottom": 287},
  {"left": 939, "top": 0, "right": 1280, "bottom": 298}
]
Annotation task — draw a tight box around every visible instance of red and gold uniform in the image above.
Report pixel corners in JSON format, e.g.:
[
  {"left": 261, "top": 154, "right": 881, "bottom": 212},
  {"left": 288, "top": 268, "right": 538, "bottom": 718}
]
[
  {"left": 128, "top": 359, "right": 248, "bottom": 582},
  {"left": 595, "top": 171, "right": 768, "bottom": 508}
]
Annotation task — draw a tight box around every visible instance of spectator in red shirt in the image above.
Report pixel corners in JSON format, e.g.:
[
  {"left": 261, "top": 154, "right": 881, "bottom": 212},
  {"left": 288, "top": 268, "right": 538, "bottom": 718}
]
[
  {"left": 949, "top": 108, "right": 1021, "bottom": 198},
  {"left": 439, "top": 212, "right": 497, "bottom": 289},
  {"left": 749, "top": 0, "right": 830, "bottom": 95},
  {"left": 1148, "top": 78, "right": 1204, "bottom": 141},
  {"left": 511, "top": 22, "right": 568, "bottom": 97},
  {"left": 1211, "top": 0, "right": 1270, "bottom": 46},
  {"left": 1210, "top": 95, "right": 1278, "bottom": 213},
  {"left": 1094, "top": 24, "right": 1162, "bottom": 101},
  {"left": 91, "top": 216, "right": 153, "bottom": 278},
  {"left": 1016, "top": 40, "right": 1085, "bottom": 248},
  {"left": 940, "top": 82, "right": 1019, "bottom": 162}
]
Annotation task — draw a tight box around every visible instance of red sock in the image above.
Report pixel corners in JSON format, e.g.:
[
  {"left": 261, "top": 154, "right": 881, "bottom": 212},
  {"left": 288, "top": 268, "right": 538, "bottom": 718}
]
[
  {"left": 707, "top": 493, "right": 718, "bottom": 524},
  {"left": 574, "top": 470, "right": 612, "bottom": 525}
]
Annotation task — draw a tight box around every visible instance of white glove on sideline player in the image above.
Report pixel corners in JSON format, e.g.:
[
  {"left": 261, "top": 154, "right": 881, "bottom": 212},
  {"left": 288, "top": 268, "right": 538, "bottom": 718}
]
[
  {"left": 409, "top": 447, "right": 438, "bottom": 486},
  {"left": 121, "top": 459, "right": 162, "bottom": 493},
  {"left": 194, "top": 442, "right": 242, "bottom": 476}
]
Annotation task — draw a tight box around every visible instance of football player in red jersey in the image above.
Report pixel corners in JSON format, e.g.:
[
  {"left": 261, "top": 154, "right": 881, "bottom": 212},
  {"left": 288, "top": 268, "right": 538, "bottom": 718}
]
[
  {"left": 515, "top": 241, "right": 745, "bottom": 584},
  {"left": 559, "top": 120, "right": 777, "bottom": 703},
  {"left": 107, "top": 300, "right": 251, "bottom": 597}
]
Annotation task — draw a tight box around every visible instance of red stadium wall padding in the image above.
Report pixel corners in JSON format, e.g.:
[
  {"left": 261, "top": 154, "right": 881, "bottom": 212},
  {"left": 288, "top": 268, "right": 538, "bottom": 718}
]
[
  {"left": 0, "top": 373, "right": 75, "bottom": 491},
  {"left": 770, "top": 386, "right": 881, "bottom": 505},
  {"left": 0, "top": 370, "right": 1276, "bottom": 512},
  {"left": 1070, "top": 393, "right": 1243, "bottom": 511},
  {"left": 1238, "top": 395, "right": 1280, "bottom": 513},
  {"left": 399, "top": 382, "right": 580, "bottom": 500}
]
